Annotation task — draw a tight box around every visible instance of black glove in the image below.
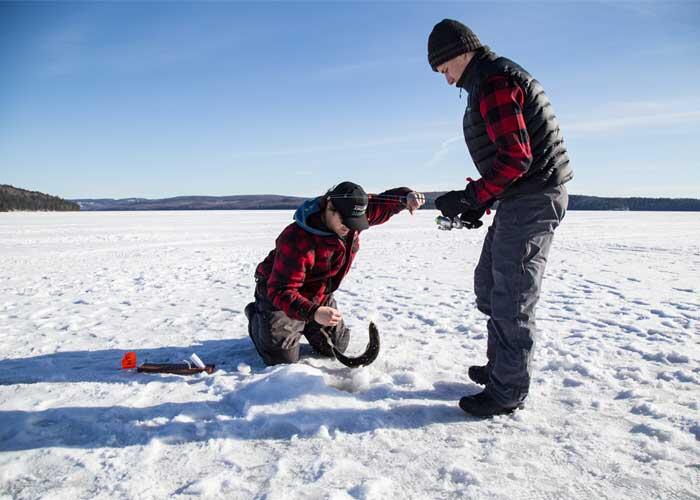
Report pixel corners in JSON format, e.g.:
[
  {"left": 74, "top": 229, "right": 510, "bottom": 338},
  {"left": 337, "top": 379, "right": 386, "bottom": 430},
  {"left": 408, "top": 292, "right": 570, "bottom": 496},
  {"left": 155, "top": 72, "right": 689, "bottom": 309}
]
[
  {"left": 434, "top": 184, "right": 479, "bottom": 218},
  {"left": 459, "top": 207, "right": 486, "bottom": 229}
]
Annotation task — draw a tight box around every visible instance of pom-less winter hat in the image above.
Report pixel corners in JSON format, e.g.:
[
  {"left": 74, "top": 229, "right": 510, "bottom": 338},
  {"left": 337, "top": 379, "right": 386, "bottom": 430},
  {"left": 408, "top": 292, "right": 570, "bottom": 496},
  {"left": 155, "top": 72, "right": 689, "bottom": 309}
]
[
  {"left": 327, "top": 181, "right": 369, "bottom": 231},
  {"left": 428, "top": 19, "right": 483, "bottom": 71}
]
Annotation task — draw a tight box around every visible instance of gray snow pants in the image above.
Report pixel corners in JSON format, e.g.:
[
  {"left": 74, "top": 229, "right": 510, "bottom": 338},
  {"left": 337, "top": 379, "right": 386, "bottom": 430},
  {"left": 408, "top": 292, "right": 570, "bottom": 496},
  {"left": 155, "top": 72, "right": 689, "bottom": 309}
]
[
  {"left": 246, "top": 280, "right": 350, "bottom": 366},
  {"left": 474, "top": 183, "right": 568, "bottom": 407}
]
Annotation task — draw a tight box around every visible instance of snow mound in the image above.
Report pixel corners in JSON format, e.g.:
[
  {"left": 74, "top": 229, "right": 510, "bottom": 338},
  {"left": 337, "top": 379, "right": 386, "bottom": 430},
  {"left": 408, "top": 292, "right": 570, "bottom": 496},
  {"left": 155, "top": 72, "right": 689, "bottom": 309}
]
[
  {"left": 227, "top": 364, "right": 346, "bottom": 417},
  {"left": 224, "top": 364, "right": 372, "bottom": 438}
]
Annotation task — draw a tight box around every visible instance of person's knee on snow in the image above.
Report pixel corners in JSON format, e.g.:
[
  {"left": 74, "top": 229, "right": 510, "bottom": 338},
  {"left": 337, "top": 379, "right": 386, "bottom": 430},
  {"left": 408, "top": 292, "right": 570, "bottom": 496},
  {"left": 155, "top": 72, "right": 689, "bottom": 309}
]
[{"left": 247, "top": 302, "right": 304, "bottom": 366}]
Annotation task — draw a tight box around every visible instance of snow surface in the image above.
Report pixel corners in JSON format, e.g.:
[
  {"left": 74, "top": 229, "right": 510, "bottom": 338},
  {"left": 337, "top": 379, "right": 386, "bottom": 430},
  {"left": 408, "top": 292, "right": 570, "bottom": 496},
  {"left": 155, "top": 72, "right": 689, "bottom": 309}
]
[{"left": 1, "top": 210, "right": 698, "bottom": 499}]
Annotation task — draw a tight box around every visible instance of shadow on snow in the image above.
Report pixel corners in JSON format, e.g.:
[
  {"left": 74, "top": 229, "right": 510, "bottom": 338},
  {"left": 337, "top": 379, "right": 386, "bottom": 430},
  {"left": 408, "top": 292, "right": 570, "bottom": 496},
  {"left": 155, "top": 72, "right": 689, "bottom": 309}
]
[
  {"left": 0, "top": 338, "right": 257, "bottom": 386},
  {"left": 1, "top": 340, "right": 479, "bottom": 451},
  {"left": 1, "top": 395, "right": 471, "bottom": 452}
]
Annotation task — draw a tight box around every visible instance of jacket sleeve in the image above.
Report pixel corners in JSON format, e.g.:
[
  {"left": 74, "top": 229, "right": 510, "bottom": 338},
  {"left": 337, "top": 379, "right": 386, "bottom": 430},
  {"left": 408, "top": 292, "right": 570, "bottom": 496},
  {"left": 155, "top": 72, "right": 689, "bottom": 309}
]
[
  {"left": 266, "top": 227, "right": 319, "bottom": 321},
  {"left": 366, "top": 187, "right": 411, "bottom": 227},
  {"left": 472, "top": 75, "right": 533, "bottom": 206}
]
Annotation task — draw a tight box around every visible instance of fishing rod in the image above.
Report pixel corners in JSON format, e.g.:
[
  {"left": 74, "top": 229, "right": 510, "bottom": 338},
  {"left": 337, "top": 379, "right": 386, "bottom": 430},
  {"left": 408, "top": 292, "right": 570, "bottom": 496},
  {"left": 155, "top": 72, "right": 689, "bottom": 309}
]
[
  {"left": 327, "top": 193, "right": 439, "bottom": 204},
  {"left": 327, "top": 193, "right": 484, "bottom": 231}
]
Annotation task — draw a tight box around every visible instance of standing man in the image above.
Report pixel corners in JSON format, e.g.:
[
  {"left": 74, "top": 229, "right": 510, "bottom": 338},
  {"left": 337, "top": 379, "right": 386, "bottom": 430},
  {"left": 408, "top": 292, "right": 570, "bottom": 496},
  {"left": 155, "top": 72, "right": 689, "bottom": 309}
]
[{"left": 428, "top": 19, "right": 573, "bottom": 417}]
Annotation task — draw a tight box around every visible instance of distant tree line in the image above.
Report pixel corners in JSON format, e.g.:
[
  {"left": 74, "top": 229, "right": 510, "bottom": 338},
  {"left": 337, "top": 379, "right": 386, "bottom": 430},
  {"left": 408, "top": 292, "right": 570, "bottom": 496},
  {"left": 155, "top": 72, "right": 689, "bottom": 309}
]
[
  {"left": 422, "top": 193, "right": 700, "bottom": 212},
  {"left": 0, "top": 184, "right": 80, "bottom": 212},
  {"left": 567, "top": 195, "right": 700, "bottom": 211}
]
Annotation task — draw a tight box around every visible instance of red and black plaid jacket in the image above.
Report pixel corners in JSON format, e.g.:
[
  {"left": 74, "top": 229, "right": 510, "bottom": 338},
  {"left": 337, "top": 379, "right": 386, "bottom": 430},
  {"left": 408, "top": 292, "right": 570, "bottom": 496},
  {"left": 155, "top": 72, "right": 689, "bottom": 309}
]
[
  {"left": 471, "top": 75, "right": 533, "bottom": 205},
  {"left": 255, "top": 187, "right": 410, "bottom": 321}
]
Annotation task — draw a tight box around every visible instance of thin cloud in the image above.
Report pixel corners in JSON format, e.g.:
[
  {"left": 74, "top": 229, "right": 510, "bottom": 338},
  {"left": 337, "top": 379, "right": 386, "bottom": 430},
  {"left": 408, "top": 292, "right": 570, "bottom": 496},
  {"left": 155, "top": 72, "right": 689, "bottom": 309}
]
[
  {"left": 38, "top": 25, "right": 92, "bottom": 77},
  {"left": 423, "top": 135, "right": 462, "bottom": 169},
  {"left": 36, "top": 17, "right": 238, "bottom": 78},
  {"left": 637, "top": 42, "right": 700, "bottom": 57},
  {"left": 609, "top": 99, "right": 700, "bottom": 114},
  {"left": 313, "top": 56, "right": 424, "bottom": 80},
  {"left": 567, "top": 110, "right": 700, "bottom": 135},
  {"left": 315, "top": 60, "right": 386, "bottom": 79},
  {"left": 230, "top": 132, "right": 443, "bottom": 159}
]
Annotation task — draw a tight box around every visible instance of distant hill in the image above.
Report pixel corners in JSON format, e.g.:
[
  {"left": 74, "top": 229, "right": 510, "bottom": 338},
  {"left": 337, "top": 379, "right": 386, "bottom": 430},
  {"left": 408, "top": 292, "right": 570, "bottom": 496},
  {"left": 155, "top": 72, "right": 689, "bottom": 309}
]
[
  {"left": 72, "top": 193, "right": 700, "bottom": 211},
  {"left": 0, "top": 185, "right": 80, "bottom": 212},
  {"left": 73, "top": 195, "right": 306, "bottom": 211}
]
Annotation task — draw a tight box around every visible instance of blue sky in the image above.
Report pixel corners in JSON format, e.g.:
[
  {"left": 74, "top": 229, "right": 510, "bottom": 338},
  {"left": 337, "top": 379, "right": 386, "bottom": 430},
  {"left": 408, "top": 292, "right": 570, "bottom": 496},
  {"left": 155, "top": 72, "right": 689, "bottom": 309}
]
[{"left": 1, "top": 1, "right": 699, "bottom": 199}]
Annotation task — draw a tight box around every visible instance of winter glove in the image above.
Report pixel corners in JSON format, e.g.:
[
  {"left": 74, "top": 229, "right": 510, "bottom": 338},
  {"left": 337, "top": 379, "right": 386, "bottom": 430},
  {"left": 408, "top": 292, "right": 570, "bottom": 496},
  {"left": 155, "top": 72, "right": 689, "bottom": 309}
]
[
  {"left": 459, "top": 207, "right": 486, "bottom": 229},
  {"left": 434, "top": 183, "right": 480, "bottom": 218}
]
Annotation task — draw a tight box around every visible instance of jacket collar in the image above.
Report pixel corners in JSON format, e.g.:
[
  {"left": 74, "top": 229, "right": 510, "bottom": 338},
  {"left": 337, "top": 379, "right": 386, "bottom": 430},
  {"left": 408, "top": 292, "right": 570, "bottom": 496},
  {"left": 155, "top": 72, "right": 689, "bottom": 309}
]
[
  {"left": 457, "top": 46, "right": 492, "bottom": 91},
  {"left": 293, "top": 198, "right": 336, "bottom": 237}
]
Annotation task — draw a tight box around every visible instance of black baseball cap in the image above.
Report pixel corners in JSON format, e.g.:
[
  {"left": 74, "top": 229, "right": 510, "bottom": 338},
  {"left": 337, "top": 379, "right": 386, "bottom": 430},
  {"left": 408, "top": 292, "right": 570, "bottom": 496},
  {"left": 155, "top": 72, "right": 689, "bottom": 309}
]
[{"left": 327, "top": 181, "right": 369, "bottom": 231}]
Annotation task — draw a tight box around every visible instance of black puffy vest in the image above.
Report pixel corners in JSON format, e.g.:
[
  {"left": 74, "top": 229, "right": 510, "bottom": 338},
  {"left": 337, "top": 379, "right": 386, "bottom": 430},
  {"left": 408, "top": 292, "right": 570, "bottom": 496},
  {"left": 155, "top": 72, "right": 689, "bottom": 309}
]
[{"left": 458, "top": 48, "right": 573, "bottom": 198}]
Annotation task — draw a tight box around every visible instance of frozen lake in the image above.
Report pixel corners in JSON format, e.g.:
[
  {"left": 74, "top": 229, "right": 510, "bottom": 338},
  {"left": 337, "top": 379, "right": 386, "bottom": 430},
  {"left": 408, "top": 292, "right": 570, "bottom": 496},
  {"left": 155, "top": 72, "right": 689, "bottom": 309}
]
[{"left": 1, "top": 210, "right": 699, "bottom": 499}]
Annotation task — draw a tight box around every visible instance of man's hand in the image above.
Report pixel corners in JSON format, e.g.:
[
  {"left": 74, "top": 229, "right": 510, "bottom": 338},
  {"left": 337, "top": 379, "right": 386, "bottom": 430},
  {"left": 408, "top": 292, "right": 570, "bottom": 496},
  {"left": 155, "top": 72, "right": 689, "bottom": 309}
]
[
  {"left": 314, "top": 306, "right": 342, "bottom": 327},
  {"left": 434, "top": 185, "right": 479, "bottom": 218},
  {"left": 406, "top": 191, "right": 425, "bottom": 214}
]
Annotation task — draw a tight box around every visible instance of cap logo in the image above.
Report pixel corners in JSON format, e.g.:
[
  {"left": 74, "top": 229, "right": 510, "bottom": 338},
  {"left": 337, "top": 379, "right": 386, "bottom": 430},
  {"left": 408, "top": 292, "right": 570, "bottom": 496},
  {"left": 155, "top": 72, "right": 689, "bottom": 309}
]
[{"left": 352, "top": 204, "right": 367, "bottom": 216}]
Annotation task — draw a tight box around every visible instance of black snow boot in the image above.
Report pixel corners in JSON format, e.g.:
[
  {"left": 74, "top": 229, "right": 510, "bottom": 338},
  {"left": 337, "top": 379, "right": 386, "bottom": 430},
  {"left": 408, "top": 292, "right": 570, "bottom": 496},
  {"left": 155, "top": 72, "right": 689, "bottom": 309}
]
[
  {"left": 459, "top": 390, "right": 524, "bottom": 418},
  {"left": 468, "top": 365, "right": 490, "bottom": 385}
]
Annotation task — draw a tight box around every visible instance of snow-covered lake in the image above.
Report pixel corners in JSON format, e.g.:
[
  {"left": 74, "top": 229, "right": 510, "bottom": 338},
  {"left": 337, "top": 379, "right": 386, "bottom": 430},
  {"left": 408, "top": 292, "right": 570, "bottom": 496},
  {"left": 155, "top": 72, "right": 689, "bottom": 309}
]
[{"left": 1, "top": 210, "right": 698, "bottom": 499}]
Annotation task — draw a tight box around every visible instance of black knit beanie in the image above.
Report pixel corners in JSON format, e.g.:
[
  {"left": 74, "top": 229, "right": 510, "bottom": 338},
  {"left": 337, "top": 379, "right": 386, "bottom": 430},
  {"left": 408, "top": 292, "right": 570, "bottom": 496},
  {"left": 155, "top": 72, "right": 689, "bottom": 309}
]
[{"left": 428, "top": 19, "right": 483, "bottom": 71}]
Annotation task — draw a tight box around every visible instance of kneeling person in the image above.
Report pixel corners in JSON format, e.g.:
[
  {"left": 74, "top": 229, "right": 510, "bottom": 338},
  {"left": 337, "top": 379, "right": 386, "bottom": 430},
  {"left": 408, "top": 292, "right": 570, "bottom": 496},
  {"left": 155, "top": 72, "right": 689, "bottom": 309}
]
[{"left": 246, "top": 181, "right": 424, "bottom": 366}]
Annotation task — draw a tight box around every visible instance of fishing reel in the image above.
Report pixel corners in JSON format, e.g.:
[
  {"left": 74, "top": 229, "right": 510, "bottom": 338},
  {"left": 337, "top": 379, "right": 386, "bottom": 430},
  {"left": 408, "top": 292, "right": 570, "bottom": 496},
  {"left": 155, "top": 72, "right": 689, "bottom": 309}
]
[
  {"left": 436, "top": 214, "right": 484, "bottom": 230},
  {"left": 436, "top": 215, "right": 465, "bottom": 230}
]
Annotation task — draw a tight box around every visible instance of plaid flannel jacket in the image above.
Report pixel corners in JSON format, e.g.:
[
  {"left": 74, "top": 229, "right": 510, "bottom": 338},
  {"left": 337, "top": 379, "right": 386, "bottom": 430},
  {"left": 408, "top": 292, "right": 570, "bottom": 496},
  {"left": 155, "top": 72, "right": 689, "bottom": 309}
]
[
  {"left": 255, "top": 188, "right": 410, "bottom": 321},
  {"left": 471, "top": 75, "right": 533, "bottom": 205}
]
